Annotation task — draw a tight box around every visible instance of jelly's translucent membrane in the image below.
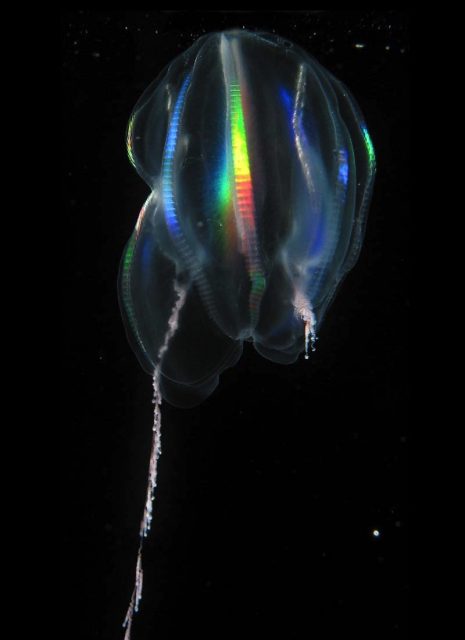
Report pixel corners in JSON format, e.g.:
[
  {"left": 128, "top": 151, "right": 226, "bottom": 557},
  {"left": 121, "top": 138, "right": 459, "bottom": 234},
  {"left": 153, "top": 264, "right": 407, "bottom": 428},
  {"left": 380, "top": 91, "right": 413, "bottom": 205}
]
[{"left": 119, "top": 30, "right": 375, "bottom": 407}]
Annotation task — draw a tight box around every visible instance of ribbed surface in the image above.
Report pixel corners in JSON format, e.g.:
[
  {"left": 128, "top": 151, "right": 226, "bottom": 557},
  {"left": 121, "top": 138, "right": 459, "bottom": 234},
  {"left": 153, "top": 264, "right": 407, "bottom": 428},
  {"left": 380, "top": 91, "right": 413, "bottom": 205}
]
[{"left": 229, "top": 82, "right": 265, "bottom": 324}]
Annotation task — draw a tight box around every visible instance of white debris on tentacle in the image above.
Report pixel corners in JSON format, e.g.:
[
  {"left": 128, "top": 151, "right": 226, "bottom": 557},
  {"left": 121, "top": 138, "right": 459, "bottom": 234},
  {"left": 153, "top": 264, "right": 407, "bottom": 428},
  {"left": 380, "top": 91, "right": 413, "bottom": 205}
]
[
  {"left": 123, "top": 281, "right": 187, "bottom": 640},
  {"left": 293, "top": 289, "right": 317, "bottom": 359}
]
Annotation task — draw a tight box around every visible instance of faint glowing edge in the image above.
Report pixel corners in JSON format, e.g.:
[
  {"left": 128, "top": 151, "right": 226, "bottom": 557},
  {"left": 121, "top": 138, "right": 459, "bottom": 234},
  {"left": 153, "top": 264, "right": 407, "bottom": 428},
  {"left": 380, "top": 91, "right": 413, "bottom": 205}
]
[
  {"left": 127, "top": 114, "right": 136, "bottom": 168},
  {"left": 120, "top": 195, "right": 154, "bottom": 366}
]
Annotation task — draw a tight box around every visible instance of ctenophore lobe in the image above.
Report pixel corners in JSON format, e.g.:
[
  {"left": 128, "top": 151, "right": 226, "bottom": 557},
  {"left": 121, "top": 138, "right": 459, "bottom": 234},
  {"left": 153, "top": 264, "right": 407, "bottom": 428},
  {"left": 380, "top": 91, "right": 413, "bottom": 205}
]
[{"left": 119, "top": 30, "right": 376, "bottom": 407}]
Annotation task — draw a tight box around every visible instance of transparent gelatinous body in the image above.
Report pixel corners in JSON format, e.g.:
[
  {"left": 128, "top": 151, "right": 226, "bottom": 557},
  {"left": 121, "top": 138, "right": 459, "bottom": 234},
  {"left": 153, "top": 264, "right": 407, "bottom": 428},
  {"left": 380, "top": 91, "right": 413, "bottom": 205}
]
[{"left": 119, "top": 30, "right": 376, "bottom": 407}]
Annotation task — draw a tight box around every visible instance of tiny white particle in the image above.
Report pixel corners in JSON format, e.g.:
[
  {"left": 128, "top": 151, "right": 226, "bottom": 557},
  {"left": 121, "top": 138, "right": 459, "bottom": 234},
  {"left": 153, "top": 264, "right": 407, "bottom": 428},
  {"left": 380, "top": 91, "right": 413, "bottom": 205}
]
[
  {"left": 355, "top": 43, "right": 365, "bottom": 49},
  {"left": 372, "top": 529, "right": 380, "bottom": 538}
]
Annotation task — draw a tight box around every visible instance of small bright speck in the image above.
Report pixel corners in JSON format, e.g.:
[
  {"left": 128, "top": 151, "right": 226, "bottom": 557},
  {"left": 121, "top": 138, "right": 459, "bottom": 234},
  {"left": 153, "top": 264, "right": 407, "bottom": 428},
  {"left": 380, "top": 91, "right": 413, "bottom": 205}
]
[
  {"left": 355, "top": 43, "right": 365, "bottom": 49},
  {"left": 372, "top": 529, "right": 380, "bottom": 537}
]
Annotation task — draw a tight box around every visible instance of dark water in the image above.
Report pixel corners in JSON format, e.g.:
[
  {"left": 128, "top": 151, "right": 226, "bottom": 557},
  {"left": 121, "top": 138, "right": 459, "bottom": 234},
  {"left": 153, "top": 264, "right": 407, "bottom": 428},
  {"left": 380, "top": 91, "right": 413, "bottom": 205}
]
[{"left": 61, "top": 10, "right": 409, "bottom": 640}]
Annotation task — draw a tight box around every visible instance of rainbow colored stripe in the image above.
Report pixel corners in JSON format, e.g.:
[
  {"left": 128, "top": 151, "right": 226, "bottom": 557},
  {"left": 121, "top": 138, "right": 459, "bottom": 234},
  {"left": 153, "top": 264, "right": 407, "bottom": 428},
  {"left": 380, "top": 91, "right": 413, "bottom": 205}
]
[
  {"left": 160, "top": 73, "right": 265, "bottom": 327},
  {"left": 361, "top": 124, "right": 376, "bottom": 171},
  {"left": 126, "top": 114, "right": 137, "bottom": 169},
  {"left": 162, "top": 74, "right": 192, "bottom": 241},
  {"left": 228, "top": 82, "right": 264, "bottom": 322}
]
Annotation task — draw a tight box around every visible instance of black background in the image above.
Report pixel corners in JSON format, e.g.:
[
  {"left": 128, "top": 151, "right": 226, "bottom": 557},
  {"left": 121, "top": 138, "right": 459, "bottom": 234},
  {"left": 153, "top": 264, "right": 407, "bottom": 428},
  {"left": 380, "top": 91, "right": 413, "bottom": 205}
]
[{"left": 61, "top": 10, "right": 409, "bottom": 640}]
